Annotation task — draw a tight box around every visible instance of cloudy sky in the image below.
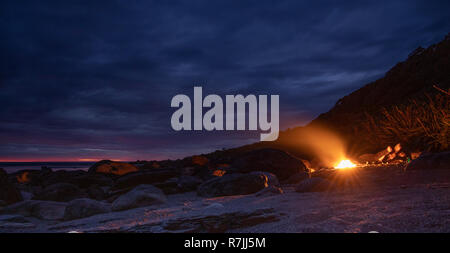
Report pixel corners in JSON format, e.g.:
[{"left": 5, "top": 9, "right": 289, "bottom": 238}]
[{"left": 1, "top": 0, "right": 449, "bottom": 161}]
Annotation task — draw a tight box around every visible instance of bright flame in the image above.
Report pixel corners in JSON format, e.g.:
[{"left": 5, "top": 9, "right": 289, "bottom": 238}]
[{"left": 335, "top": 159, "right": 357, "bottom": 169}]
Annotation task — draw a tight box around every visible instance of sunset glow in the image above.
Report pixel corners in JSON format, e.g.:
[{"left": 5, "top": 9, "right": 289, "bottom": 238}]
[{"left": 0, "top": 158, "right": 125, "bottom": 162}]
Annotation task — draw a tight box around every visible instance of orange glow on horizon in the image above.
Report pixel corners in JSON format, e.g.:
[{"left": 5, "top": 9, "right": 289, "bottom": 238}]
[
  {"left": 0, "top": 158, "right": 126, "bottom": 163},
  {"left": 0, "top": 154, "right": 193, "bottom": 163}
]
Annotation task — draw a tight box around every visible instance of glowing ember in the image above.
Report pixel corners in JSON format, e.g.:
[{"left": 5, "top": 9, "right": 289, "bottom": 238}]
[{"left": 335, "top": 159, "right": 357, "bottom": 169}]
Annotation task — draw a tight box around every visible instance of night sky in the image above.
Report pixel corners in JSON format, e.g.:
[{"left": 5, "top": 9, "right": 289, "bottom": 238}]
[{"left": 1, "top": 1, "right": 449, "bottom": 161}]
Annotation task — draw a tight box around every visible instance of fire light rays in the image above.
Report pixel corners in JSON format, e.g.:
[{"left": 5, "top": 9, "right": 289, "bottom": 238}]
[{"left": 334, "top": 159, "right": 357, "bottom": 169}]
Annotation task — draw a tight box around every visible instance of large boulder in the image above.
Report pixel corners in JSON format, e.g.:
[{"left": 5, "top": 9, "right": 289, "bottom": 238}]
[
  {"left": 405, "top": 152, "right": 450, "bottom": 170},
  {"left": 197, "top": 172, "right": 270, "bottom": 197},
  {"left": 32, "top": 183, "right": 88, "bottom": 202},
  {"left": 0, "top": 214, "right": 30, "bottom": 224},
  {"left": 31, "top": 201, "right": 67, "bottom": 220},
  {"left": 250, "top": 171, "right": 280, "bottom": 186},
  {"left": 177, "top": 175, "right": 203, "bottom": 192},
  {"left": 11, "top": 169, "right": 103, "bottom": 189},
  {"left": 0, "top": 200, "right": 67, "bottom": 220},
  {"left": 20, "top": 191, "right": 33, "bottom": 200},
  {"left": 111, "top": 184, "right": 166, "bottom": 211},
  {"left": 86, "top": 186, "right": 106, "bottom": 200},
  {"left": 255, "top": 185, "right": 284, "bottom": 196},
  {"left": 153, "top": 177, "right": 179, "bottom": 194},
  {"left": 0, "top": 168, "right": 23, "bottom": 205},
  {"left": 283, "top": 172, "right": 310, "bottom": 184},
  {"left": 25, "top": 169, "right": 86, "bottom": 187},
  {"left": 175, "top": 155, "right": 209, "bottom": 169},
  {"left": 112, "top": 169, "right": 179, "bottom": 190},
  {"left": 231, "top": 149, "right": 306, "bottom": 180},
  {"left": 161, "top": 208, "right": 278, "bottom": 233},
  {"left": 64, "top": 198, "right": 111, "bottom": 220},
  {"left": 295, "top": 177, "right": 331, "bottom": 193},
  {"left": 24, "top": 169, "right": 113, "bottom": 188},
  {"left": 88, "top": 160, "right": 139, "bottom": 176},
  {"left": 68, "top": 173, "right": 113, "bottom": 188},
  {"left": 190, "top": 155, "right": 209, "bottom": 166}
]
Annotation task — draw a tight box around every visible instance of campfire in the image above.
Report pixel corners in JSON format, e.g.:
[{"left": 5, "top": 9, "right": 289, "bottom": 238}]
[
  {"left": 334, "top": 159, "right": 357, "bottom": 170},
  {"left": 327, "top": 143, "right": 416, "bottom": 172}
]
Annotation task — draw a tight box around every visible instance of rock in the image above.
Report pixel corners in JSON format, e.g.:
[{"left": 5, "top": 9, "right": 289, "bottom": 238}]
[
  {"left": 153, "top": 177, "right": 179, "bottom": 194},
  {"left": 111, "top": 184, "right": 166, "bottom": 211},
  {"left": 190, "top": 155, "right": 209, "bottom": 166},
  {"left": 105, "top": 188, "right": 130, "bottom": 203},
  {"left": 283, "top": 171, "right": 310, "bottom": 184},
  {"left": 177, "top": 175, "right": 203, "bottom": 192},
  {"left": 197, "top": 172, "right": 270, "bottom": 197},
  {"left": 13, "top": 170, "right": 108, "bottom": 190},
  {"left": 231, "top": 148, "right": 307, "bottom": 180},
  {"left": 31, "top": 170, "right": 87, "bottom": 187},
  {"left": 86, "top": 186, "right": 106, "bottom": 200},
  {"left": 0, "top": 200, "right": 67, "bottom": 220},
  {"left": 0, "top": 168, "right": 23, "bottom": 205},
  {"left": 194, "top": 167, "right": 225, "bottom": 181},
  {"left": 0, "top": 214, "right": 30, "bottom": 223},
  {"left": 32, "top": 183, "right": 88, "bottom": 202},
  {"left": 204, "top": 203, "right": 224, "bottom": 210},
  {"left": 405, "top": 152, "right": 450, "bottom": 170},
  {"left": 295, "top": 177, "right": 331, "bottom": 193},
  {"left": 69, "top": 173, "right": 114, "bottom": 188},
  {"left": 137, "top": 161, "right": 161, "bottom": 170},
  {"left": 255, "top": 185, "right": 284, "bottom": 196},
  {"left": 162, "top": 208, "right": 278, "bottom": 233},
  {"left": 20, "top": 191, "right": 33, "bottom": 200},
  {"left": 250, "top": 171, "right": 280, "bottom": 186},
  {"left": 64, "top": 198, "right": 111, "bottom": 220},
  {"left": 212, "top": 169, "right": 226, "bottom": 177},
  {"left": 0, "top": 221, "right": 36, "bottom": 230},
  {"left": 88, "top": 160, "right": 139, "bottom": 176},
  {"left": 180, "top": 166, "right": 196, "bottom": 176},
  {"left": 112, "top": 169, "right": 179, "bottom": 190},
  {"left": 31, "top": 201, "right": 67, "bottom": 220},
  {"left": 16, "top": 171, "right": 31, "bottom": 184}
]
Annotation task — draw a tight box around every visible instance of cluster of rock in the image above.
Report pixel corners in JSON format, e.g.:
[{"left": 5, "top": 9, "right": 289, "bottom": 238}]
[
  {"left": 1, "top": 148, "right": 448, "bottom": 224},
  {"left": 0, "top": 149, "right": 306, "bottom": 222}
]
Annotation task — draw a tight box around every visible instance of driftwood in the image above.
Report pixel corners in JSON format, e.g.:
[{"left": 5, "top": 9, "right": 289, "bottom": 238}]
[{"left": 358, "top": 143, "right": 416, "bottom": 163}]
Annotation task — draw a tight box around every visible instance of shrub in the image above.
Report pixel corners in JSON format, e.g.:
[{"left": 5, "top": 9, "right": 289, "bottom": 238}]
[{"left": 363, "top": 90, "right": 449, "bottom": 152}]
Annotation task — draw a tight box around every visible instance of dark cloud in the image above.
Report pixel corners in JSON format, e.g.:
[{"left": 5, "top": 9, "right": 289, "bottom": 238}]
[{"left": 1, "top": 0, "right": 449, "bottom": 161}]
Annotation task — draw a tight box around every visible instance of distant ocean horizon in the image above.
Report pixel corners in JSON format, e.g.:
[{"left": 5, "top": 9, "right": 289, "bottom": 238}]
[{"left": 0, "top": 162, "right": 97, "bottom": 173}]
